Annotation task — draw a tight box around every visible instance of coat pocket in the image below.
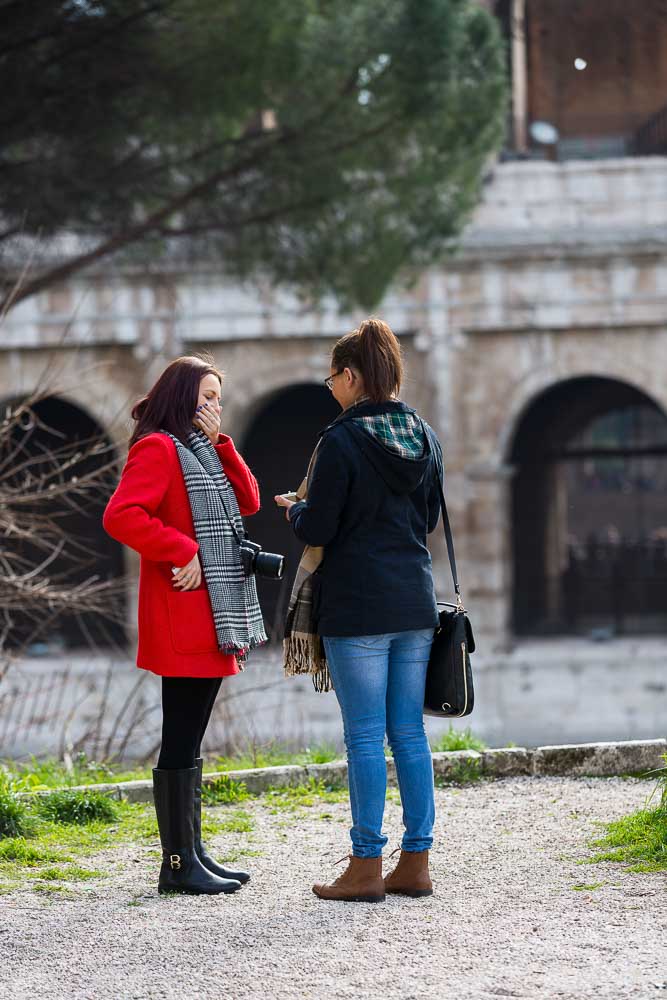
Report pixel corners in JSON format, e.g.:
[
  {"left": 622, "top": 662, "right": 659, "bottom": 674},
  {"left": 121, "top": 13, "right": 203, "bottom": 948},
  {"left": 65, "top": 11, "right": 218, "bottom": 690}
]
[{"left": 166, "top": 589, "right": 219, "bottom": 655}]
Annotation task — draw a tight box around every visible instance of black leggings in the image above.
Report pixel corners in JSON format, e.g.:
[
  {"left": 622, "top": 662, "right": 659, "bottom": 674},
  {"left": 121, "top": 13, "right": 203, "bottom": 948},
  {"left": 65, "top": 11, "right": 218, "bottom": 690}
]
[{"left": 156, "top": 676, "right": 223, "bottom": 770}]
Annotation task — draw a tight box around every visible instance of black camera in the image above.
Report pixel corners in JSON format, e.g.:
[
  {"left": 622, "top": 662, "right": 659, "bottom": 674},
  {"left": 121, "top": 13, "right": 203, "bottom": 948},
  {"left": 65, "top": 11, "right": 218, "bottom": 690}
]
[{"left": 239, "top": 538, "right": 284, "bottom": 580}]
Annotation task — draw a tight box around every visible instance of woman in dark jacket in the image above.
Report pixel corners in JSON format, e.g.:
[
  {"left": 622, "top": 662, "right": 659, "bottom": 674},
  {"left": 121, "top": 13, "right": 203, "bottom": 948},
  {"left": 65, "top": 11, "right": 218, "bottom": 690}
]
[
  {"left": 104, "top": 355, "right": 265, "bottom": 896},
  {"left": 275, "top": 318, "right": 443, "bottom": 903}
]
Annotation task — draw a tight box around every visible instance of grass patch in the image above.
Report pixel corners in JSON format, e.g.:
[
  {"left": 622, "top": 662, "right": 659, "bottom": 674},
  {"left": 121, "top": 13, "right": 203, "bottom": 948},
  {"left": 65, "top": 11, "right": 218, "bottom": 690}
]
[
  {"left": 0, "top": 838, "right": 65, "bottom": 866},
  {"left": 213, "top": 741, "right": 339, "bottom": 772},
  {"left": 3, "top": 753, "right": 150, "bottom": 791},
  {"left": 430, "top": 726, "right": 486, "bottom": 753},
  {"left": 305, "top": 744, "right": 340, "bottom": 765},
  {"left": 0, "top": 802, "right": 152, "bottom": 868},
  {"left": 435, "top": 758, "right": 484, "bottom": 787},
  {"left": 572, "top": 881, "right": 605, "bottom": 891},
  {"left": 0, "top": 796, "right": 256, "bottom": 891},
  {"left": 221, "top": 848, "right": 263, "bottom": 863},
  {"left": 588, "top": 806, "right": 667, "bottom": 873},
  {"left": 0, "top": 776, "right": 31, "bottom": 839},
  {"left": 27, "top": 865, "right": 103, "bottom": 882},
  {"left": 202, "top": 775, "right": 249, "bottom": 805},
  {"left": 215, "top": 809, "right": 254, "bottom": 834},
  {"left": 649, "top": 753, "right": 667, "bottom": 808},
  {"left": 263, "top": 778, "right": 347, "bottom": 813},
  {"left": 1, "top": 742, "right": 341, "bottom": 798},
  {"left": 36, "top": 789, "right": 118, "bottom": 826},
  {"left": 32, "top": 882, "right": 70, "bottom": 894}
]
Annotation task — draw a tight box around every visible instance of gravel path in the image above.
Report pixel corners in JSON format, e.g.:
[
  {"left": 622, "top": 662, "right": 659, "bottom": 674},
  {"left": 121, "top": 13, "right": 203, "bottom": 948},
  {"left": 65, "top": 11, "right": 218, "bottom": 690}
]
[{"left": 1, "top": 777, "right": 665, "bottom": 1000}]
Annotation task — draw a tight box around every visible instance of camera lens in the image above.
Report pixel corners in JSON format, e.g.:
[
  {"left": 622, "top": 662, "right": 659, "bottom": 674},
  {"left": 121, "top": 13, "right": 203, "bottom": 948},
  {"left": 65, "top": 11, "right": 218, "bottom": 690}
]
[
  {"left": 239, "top": 539, "right": 260, "bottom": 576},
  {"left": 256, "top": 551, "right": 285, "bottom": 580}
]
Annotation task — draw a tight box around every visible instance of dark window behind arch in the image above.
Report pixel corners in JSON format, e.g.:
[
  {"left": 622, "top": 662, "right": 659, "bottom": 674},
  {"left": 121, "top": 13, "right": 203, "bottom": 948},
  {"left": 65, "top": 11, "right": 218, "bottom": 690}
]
[
  {"left": 511, "top": 377, "right": 667, "bottom": 636},
  {"left": 241, "top": 384, "right": 340, "bottom": 640}
]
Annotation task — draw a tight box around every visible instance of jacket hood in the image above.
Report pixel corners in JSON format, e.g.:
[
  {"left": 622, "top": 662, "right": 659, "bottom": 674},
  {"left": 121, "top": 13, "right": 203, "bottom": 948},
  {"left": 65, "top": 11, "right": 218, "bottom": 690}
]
[{"left": 328, "top": 400, "right": 432, "bottom": 495}]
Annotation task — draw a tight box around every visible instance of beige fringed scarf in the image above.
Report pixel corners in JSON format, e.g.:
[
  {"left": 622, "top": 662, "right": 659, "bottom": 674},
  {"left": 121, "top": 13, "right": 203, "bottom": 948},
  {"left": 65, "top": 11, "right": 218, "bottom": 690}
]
[{"left": 282, "top": 442, "right": 331, "bottom": 692}]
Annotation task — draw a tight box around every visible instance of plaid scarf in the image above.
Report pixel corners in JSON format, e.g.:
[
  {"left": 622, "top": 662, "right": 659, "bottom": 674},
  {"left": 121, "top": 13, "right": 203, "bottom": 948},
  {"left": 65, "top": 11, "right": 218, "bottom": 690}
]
[
  {"left": 282, "top": 441, "right": 330, "bottom": 692},
  {"left": 162, "top": 429, "right": 267, "bottom": 665}
]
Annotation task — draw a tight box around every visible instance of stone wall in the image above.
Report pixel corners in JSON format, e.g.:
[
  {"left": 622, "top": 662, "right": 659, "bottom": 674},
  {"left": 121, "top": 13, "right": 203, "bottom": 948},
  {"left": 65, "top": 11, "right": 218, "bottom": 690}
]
[{"left": 2, "top": 156, "right": 666, "bottom": 750}]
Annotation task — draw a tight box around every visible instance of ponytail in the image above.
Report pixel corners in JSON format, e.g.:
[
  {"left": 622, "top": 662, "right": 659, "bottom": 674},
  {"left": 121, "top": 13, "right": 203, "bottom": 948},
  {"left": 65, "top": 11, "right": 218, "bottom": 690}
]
[{"left": 331, "top": 317, "right": 403, "bottom": 403}]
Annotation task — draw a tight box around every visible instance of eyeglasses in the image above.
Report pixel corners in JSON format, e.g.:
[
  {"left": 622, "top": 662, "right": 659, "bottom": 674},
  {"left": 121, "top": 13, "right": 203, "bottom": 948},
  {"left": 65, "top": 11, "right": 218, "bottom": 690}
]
[{"left": 324, "top": 371, "right": 344, "bottom": 392}]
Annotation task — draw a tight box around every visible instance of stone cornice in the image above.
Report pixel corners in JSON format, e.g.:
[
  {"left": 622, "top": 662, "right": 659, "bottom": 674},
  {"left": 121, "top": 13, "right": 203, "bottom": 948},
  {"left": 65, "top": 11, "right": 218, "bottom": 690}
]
[{"left": 455, "top": 225, "right": 667, "bottom": 263}]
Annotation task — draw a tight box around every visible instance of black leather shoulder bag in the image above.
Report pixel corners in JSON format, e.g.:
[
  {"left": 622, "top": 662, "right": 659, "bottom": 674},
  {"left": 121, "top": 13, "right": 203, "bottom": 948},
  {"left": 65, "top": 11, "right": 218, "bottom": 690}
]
[{"left": 423, "top": 428, "right": 476, "bottom": 718}]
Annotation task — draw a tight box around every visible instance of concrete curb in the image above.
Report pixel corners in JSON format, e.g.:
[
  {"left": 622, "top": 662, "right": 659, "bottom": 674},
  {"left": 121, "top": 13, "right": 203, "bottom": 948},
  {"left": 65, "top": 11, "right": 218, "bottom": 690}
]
[{"left": 22, "top": 738, "right": 666, "bottom": 804}]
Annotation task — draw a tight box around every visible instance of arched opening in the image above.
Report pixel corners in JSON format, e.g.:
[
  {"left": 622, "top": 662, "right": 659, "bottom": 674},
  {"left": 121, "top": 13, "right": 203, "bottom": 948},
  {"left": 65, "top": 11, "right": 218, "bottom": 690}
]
[
  {"left": 2, "top": 394, "right": 125, "bottom": 651},
  {"left": 511, "top": 376, "right": 667, "bottom": 636},
  {"left": 241, "top": 383, "right": 340, "bottom": 640}
]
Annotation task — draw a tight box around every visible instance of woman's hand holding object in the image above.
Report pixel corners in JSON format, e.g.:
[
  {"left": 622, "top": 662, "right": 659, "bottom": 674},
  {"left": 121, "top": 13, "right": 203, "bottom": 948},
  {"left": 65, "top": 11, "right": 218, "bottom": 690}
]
[
  {"left": 172, "top": 553, "right": 202, "bottom": 591},
  {"left": 274, "top": 493, "right": 296, "bottom": 522}
]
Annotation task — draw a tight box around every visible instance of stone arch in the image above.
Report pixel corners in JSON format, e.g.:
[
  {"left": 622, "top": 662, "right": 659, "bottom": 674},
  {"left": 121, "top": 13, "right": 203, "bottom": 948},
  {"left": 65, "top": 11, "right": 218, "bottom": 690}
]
[
  {"left": 0, "top": 347, "right": 143, "bottom": 460},
  {"left": 240, "top": 382, "right": 340, "bottom": 640},
  {"left": 509, "top": 375, "right": 667, "bottom": 636},
  {"left": 0, "top": 391, "right": 126, "bottom": 650},
  {"left": 232, "top": 379, "right": 308, "bottom": 447},
  {"left": 497, "top": 362, "right": 666, "bottom": 468}
]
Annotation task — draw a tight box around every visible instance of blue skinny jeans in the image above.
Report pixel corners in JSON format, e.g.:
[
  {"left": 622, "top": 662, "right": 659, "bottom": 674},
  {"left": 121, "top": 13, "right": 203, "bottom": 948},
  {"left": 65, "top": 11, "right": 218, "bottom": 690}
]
[{"left": 322, "top": 629, "right": 435, "bottom": 858}]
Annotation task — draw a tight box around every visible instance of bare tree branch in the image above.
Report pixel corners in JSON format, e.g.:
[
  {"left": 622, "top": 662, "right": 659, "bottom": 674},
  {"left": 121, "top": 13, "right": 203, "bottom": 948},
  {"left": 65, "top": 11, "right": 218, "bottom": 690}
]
[{"left": 0, "top": 361, "right": 126, "bottom": 677}]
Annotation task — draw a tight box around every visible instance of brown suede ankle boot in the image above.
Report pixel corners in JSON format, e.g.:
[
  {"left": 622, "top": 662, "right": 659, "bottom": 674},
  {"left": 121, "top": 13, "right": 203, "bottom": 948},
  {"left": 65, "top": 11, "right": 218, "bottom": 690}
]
[
  {"left": 384, "top": 849, "right": 433, "bottom": 898},
  {"left": 313, "top": 855, "right": 385, "bottom": 903}
]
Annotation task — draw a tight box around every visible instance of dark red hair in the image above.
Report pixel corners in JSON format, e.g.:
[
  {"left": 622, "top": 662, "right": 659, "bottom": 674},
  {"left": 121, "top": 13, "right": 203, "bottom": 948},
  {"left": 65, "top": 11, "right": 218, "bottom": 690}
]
[{"left": 129, "top": 354, "right": 224, "bottom": 448}]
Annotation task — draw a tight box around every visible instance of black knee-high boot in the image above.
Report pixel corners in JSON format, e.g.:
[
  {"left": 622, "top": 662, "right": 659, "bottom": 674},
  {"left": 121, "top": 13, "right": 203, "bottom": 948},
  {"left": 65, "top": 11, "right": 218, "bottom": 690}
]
[
  {"left": 194, "top": 758, "right": 250, "bottom": 885},
  {"left": 153, "top": 767, "right": 241, "bottom": 895}
]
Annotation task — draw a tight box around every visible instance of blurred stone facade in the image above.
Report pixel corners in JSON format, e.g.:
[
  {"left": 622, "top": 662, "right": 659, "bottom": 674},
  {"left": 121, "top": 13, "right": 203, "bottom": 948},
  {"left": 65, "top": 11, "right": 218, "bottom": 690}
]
[
  {"left": 4, "top": 0, "right": 667, "bottom": 747},
  {"left": 3, "top": 154, "right": 666, "bottom": 748}
]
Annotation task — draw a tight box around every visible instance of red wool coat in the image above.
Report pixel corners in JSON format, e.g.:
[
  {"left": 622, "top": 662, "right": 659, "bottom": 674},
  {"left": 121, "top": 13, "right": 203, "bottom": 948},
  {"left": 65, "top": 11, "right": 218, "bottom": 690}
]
[{"left": 103, "top": 432, "right": 261, "bottom": 677}]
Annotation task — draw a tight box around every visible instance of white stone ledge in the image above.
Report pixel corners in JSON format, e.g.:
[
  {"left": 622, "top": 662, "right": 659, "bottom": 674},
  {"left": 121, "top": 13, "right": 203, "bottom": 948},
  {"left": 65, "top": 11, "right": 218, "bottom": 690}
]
[
  {"left": 458, "top": 226, "right": 667, "bottom": 260},
  {"left": 20, "top": 739, "right": 665, "bottom": 804},
  {"left": 531, "top": 739, "right": 666, "bottom": 777}
]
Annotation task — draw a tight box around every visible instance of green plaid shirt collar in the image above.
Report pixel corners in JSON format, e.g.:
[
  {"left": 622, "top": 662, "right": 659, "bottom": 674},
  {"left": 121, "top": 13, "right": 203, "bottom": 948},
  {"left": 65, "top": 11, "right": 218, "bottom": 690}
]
[{"left": 352, "top": 408, "right": 425, "bottom": 460}]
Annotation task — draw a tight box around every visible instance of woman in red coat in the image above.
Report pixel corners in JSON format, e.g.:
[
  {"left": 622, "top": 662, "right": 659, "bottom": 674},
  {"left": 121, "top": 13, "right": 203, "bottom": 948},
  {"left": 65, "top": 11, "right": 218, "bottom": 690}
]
[{"left": 104, "top": 354, "right": 265, "bottom": 896}]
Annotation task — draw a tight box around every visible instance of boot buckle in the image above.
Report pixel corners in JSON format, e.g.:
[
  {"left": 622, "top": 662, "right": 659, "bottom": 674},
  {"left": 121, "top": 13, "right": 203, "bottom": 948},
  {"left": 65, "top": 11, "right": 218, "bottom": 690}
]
[{"left": 170, "top": 854, "right": 182, "bottom": 870}]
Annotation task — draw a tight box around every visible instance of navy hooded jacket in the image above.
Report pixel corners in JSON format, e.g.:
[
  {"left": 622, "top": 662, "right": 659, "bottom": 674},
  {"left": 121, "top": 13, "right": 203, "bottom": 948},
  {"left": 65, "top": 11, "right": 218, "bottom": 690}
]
[{"left": 288, "top": 399, "right": 443, "bottom": 637}]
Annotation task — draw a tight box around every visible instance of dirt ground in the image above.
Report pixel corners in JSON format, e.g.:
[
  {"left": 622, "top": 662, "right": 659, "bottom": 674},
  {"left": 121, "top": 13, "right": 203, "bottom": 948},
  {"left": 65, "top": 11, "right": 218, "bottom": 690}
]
[{"left": 1, "top": 776, "right": 665, "bottom": 1000}]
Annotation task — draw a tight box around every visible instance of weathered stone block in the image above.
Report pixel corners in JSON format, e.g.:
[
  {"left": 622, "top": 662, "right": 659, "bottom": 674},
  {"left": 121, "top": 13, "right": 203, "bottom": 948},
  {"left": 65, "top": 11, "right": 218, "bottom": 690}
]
[
  {"left": 119, "top": 765, "right": 313, "bottom": 801},
  {"left": 481, "top": 747, "right": 532, "bottom": 777},
  {"left": 118, "top": 779, "right": 153, "bottom": 803},
  {"left": 305, "top": 761, "right": 348, "bottom": 788},
  {"left": 431, "top": 750, "right": 483, "bottom": 782},
  {"left": 214, "top": 764, "right": 306, "bottom": 795},
  {"left": 532, "top": 739, "right": 667, "bottom": 777},
  {"left": 21, "top": 782, "right": 124, "bottom": 803}
]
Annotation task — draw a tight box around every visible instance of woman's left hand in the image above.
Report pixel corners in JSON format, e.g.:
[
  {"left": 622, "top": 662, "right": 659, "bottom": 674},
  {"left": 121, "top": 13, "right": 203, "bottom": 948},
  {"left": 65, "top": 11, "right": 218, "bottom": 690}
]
[
  {"left": 172, "top": 552, "right": 202, "bottom": 591},
  {"left": 274, "top": 494, "right": 296, "bottom": 522},
  {"left": 193, "top": 403, "right": 221, "bottom": 444}
]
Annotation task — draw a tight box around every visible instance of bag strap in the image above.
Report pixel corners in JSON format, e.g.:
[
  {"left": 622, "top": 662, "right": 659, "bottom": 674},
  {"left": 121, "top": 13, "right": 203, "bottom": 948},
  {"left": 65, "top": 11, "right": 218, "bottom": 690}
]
[{"left": 422, "top": 422, "right": 464, "bottom": 610}]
